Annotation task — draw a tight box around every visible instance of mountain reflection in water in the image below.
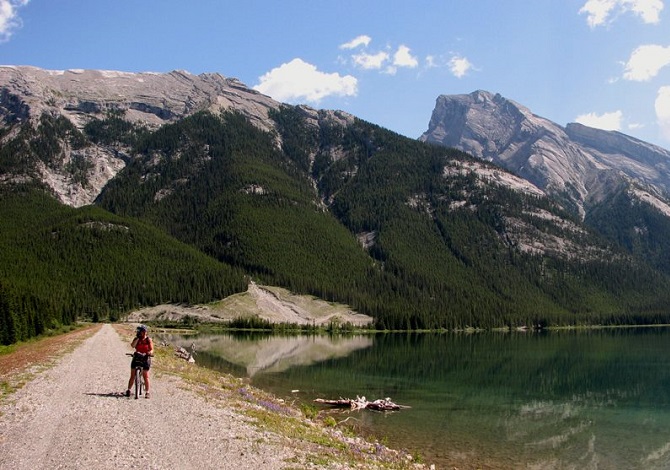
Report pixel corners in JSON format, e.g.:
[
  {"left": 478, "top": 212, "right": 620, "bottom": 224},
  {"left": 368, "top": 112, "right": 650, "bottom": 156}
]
[
  {"left": 161, "top": 329, "right": 670, "bottom": 469},
  {"left": 163, "top": 333, "right": 373, "bottom": 377}
]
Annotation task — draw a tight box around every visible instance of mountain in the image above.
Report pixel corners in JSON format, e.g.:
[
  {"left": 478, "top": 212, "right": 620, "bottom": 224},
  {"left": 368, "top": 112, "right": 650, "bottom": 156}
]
[
  {"left": 420, "top": 90, "right": 670, "bottom": 218},
  {"left": 420, "top": 90, "right": 670, "bottom": 274},
  {"left": 0, "top": 66, "right": 281, "bottom": 207},
  {"left": 2, "top": 67, "right": 670, "bottom": 343}
]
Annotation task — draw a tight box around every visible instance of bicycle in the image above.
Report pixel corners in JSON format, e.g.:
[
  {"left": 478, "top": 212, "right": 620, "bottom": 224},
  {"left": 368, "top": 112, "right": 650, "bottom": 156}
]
[{"left": 126, "top": 352, "right": 152, "bottom": 399}]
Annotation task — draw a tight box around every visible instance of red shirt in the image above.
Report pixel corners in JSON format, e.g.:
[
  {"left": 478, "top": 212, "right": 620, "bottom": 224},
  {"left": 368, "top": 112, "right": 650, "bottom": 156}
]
[{"left": 135, "top": 336, "right": 152, "bottom": 354}]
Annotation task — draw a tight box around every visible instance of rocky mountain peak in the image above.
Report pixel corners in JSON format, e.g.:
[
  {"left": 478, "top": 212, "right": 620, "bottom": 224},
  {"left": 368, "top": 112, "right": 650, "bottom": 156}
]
[
  {"left": 0, "top": 66, "right": 362, "bottom": 208},
  {"left": 0, "top": 66, "right": 287, "bottom": 207},
  {"left": 0, "top": 66, "right": 280, "bottom": 133},
  {"left": 420, "top": 90, "right": 670, "bottom": 219},
  {"left": 423, "top": 91, "right": 566, "bottom": 165}
]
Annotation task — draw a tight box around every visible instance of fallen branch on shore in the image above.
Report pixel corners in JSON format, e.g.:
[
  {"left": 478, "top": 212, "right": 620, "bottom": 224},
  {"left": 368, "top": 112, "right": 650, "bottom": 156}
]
[
  {"left": 314, "top": 396, "right": 409, "bottom": 411},
  {"left": 174, "top": 347, "right": 195, "bottom": 363}
]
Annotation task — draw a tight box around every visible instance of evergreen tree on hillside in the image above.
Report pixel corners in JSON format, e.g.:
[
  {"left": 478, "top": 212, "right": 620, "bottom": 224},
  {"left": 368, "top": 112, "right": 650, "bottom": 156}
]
[{"left": 0, "top": 281, "right": 18, "bottom": 345}]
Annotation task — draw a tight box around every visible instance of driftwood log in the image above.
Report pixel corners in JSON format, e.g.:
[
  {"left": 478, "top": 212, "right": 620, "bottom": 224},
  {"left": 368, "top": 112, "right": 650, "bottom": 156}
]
[
  {"left": 174, "top": 346, "right": 195, "bottom": 363},
  {"left": 314, "top": 396, "right": 409, "bottom": 411}
]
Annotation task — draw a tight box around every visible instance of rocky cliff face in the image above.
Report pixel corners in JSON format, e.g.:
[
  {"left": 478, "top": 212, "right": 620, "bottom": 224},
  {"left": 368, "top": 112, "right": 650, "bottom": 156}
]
[
  {"left": 0, "top": 66, "right": 280, "bottom": 131},
  {"left": 420, "top": 90, "right": 670, "bottom": 219},
  {"left": 0, "top": 66, "right": 282, "bottom": 206}
]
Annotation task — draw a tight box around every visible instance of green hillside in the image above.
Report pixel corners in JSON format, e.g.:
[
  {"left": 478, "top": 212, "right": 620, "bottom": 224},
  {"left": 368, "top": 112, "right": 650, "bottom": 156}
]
[
  {"left": 96, "top": 112, "right": 376, "bottom": 299},
  {"left": 0, "top": 185, "right": 245, "bottom": 344},
  {"left": 96, "top": 109, "right": 670, "bottom": 330}
]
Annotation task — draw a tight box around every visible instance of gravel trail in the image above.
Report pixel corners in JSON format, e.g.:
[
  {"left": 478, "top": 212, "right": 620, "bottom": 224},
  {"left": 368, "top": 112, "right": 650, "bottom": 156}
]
[{"left": 0, "top": 324, "right": 293, "bottom": 469}]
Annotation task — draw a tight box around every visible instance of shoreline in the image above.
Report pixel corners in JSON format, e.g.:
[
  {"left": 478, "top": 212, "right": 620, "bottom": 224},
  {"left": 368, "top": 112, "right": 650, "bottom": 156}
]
[{"left": 148, "top": 321, "right": 670, "bottom": 335}]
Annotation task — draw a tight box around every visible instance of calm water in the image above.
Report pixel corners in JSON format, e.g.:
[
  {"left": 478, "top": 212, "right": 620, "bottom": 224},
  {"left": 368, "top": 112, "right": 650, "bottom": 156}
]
[{"left": 163, "top": 328, "right": 670, "bottom": 469}]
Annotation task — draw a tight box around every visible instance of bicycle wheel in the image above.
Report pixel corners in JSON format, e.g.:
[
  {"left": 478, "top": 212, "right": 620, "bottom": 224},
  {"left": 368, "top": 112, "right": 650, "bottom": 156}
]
[{"left": 135, "top": 367, "right": 141, "bottom": 399}]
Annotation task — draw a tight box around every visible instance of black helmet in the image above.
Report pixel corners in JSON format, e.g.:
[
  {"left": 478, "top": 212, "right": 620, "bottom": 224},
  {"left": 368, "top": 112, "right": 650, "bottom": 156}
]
[{"left": 137, "top": 324, "right": 148, "bottom": 333}]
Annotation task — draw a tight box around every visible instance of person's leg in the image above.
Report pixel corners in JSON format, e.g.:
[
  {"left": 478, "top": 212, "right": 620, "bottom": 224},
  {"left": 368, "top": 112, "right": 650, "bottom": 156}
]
[
  {"left": 126, "top": 369, "right": 135, "bottom": 395},
  {"left": 143, "top": 370, "right": 150, "bottom": 397}
]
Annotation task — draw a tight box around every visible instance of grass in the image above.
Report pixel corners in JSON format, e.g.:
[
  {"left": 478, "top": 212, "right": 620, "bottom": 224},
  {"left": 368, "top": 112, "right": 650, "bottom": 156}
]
[{"left": 0, "top": 323, "right": 90, "bottom": 356}]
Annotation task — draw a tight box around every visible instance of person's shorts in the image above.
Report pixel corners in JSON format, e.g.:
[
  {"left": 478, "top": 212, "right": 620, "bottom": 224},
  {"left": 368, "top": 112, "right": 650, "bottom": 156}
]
[{"left": 130, "top": 354, "right": 151, "bottom": 371}]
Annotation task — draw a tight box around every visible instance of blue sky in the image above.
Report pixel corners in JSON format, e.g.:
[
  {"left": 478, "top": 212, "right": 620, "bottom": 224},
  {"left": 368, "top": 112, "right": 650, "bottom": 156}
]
[{"left": 1, "top": 0, "right": 670, "bottom": 149}]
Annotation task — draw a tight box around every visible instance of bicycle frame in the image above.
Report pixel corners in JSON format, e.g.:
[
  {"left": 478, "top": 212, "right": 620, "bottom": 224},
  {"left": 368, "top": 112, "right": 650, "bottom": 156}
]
[
  {"left": 134, "top": 364, "right": 144, "bottom": 399},
  {"left": 126, "top": 353, "right": 148, "bottom": 399}
]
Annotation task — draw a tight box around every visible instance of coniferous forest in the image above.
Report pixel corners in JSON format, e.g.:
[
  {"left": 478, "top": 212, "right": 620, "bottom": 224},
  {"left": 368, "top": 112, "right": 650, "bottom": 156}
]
[
  {"left": 3, "top": 106, "right": 670, "bottom": 344},
  {"left": 0, "top": 185, "right": 246, "bottom": 344}
]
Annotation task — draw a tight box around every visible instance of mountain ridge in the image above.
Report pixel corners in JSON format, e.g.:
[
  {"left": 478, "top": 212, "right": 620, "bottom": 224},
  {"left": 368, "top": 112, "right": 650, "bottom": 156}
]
[
  {"left": 0, "top": 66, "right": 282, "bottom": 206},
  {"left": 420, "top": 90, "right": 670, "bottom": 219},
  {"left": 0, "top": 66, "right": 280, "bottom": 129},
  {"left": 0, "top": 66, "right": 358, "bottom": 207}
]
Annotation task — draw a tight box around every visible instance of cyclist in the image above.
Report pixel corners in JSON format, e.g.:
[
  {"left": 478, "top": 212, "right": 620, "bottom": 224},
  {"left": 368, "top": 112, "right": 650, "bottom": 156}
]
[{"left": 125, "top": 324, "right": 154, "bottom": 398}]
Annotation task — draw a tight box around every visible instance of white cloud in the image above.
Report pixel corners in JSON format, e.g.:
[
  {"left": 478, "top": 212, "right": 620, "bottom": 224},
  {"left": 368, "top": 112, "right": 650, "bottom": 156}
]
[
  {"left": 656, "top": 86, "right": 670, "bottom": 140},
  {"left": 352, "top": 51, "right": 389, "bottom": 70},
  {"left": 0, "top": 0, "right": 30, "bottom": 43},
  {"left": 623, "top": 44, "right": 670, "bottom": 81},
  {"left": 383, "top": 45, "right": 419, "bottom": 75},
  {"left": 393, "top": 45, "right": 418, "bottom": 68},
  {"left": 580, "top": 0, "right": 617, "bottom": 27},
  {"left": 340, "top": 35, "right": 371, "bottom": 50},
  {"left": 629, "top": 0, "right": 665, "bottom": 22},
  {"left": 449, "top": 55, "right": 473, "bottom": 78},
  {"left": 575, "top": 110, "right": 623, "bottom": 131},
  {"left": 253, "top": 58, "right": 357, "bottom": 104},
  {"left": 346, "top": 40, "right": 421, "bottom": 74},
  {"left": 579, "top": 0, "right": 664, "bottom": 27}
]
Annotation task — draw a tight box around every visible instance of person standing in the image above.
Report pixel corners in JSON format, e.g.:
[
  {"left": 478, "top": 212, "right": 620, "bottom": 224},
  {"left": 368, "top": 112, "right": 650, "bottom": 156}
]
[{"left": 125, "top": 324, "right": 154, "bottom": 398}]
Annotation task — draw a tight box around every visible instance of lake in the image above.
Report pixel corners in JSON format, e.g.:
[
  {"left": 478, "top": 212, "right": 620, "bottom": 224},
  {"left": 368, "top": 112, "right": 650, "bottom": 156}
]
[{"left": 162, "top": 328, "right": 670, "bottom": 469}]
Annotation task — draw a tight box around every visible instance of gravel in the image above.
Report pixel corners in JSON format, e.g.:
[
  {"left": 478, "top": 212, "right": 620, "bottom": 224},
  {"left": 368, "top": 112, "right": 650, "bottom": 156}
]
[{"left": 0, "top": 324, "right": 298, "bottom": 469}]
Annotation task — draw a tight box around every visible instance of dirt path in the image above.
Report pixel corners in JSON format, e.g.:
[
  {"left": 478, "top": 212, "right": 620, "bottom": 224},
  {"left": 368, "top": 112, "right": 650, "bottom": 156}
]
[{"left": 0, "top": 324, "right": 296, "bottom": 469}]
